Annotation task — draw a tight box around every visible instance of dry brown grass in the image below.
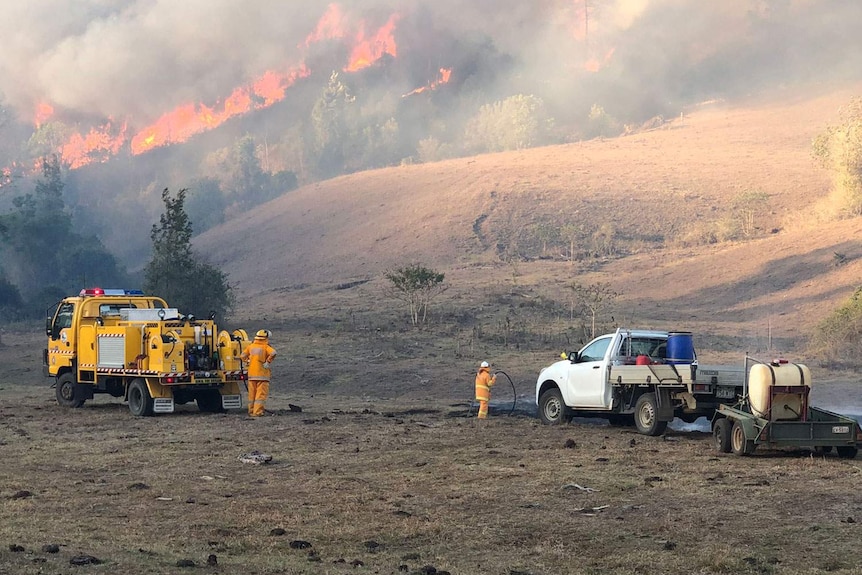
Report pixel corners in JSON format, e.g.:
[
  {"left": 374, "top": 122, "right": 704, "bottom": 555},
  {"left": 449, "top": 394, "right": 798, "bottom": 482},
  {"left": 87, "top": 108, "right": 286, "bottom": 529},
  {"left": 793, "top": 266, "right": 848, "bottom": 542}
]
[{"left": 3, "top": 383, "right": 862, "bottom": 575}]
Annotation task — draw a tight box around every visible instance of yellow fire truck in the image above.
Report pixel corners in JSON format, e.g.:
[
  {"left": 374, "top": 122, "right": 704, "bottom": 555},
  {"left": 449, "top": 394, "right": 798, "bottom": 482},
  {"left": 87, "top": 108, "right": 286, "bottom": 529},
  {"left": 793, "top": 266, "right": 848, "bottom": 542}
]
[{"left": 44, "top": 288, "right": 251, "bottom": 416}]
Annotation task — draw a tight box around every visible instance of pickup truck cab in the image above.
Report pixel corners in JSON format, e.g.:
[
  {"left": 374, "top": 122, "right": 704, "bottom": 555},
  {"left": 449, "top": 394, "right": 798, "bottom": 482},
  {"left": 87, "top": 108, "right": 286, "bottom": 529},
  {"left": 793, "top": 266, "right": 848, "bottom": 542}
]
[{"left": 536, "top": 328, "right": 707, "bottom": 435}]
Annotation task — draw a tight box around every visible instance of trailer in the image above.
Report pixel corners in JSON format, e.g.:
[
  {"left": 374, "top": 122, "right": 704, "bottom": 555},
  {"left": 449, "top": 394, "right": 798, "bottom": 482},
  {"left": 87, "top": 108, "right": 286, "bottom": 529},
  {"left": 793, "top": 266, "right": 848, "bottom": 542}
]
[{"left": 711, "top": 357, "right": 861, "bottom": 458}]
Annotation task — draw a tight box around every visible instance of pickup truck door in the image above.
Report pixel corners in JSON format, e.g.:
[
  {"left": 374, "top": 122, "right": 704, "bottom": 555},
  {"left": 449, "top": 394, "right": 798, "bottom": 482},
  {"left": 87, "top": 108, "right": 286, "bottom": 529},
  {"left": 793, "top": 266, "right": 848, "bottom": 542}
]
[{"left": 566, "top": 335, "right": 613, "bottom": 408}]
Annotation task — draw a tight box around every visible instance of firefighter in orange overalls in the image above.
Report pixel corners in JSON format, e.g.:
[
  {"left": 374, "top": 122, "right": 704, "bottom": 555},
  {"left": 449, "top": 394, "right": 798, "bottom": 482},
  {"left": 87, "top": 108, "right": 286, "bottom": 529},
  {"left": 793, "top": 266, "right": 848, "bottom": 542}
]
[
  {"left": 475, "top": 361, "right": 496, "bottom": 419},
  {"left": 241, "top": 330, "right": 277, "bottom": 417}
]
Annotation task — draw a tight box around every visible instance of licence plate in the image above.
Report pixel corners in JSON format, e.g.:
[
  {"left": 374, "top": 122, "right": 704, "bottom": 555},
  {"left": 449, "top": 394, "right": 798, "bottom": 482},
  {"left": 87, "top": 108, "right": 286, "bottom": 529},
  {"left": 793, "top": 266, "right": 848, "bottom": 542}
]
[
  {"left": 832, "top": 425, "right": 850, "bottom": 434},
  {"left": 716, "top": 387, "right": 736, "bottom": 399},
  {"left": 194, "top": 378, "right": 221, "bottom": 384}
]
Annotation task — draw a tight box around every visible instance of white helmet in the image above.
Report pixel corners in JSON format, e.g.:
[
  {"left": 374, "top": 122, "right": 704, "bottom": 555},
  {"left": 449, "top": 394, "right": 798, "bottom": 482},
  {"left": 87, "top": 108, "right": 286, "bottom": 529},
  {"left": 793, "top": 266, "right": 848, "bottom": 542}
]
[{"left": 480, "top": 361, "right": 489, "bottom": 368}]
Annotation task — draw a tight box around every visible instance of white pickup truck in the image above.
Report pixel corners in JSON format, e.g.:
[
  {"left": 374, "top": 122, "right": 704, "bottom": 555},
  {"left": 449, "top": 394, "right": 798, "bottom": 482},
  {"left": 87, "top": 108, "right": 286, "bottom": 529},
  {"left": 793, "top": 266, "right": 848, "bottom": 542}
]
[{"left": 535, "top": 328, "right": 743, "bottom": 435}]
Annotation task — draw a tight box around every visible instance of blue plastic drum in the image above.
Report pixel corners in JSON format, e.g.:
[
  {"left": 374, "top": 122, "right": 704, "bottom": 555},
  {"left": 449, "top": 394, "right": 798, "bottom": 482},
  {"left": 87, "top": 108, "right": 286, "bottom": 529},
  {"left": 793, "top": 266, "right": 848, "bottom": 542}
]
[{"left": 666, "top": 331, "right": 695, "bottom": 364}]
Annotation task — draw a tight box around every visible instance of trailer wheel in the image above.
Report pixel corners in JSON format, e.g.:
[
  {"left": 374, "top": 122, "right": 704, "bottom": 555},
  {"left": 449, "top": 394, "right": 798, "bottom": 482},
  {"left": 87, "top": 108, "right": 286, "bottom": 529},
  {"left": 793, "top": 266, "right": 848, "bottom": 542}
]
[
  {"left": 538, "top": 388, "right": 571, "bottom": 425},
  {"left": 730, "top": 420, "right": 756, "bottom": 456},
  {"left": 713, "top": 418, "right": 732, "bottom": 453},
  {"left": 128, "top": 379, "right": 154, "bottom": 417},
  {"left": 55, "top": 373, "right": 85, "bottom": 408},
  {"left": 634, "top": 393, "right": 667, "bottom": 436},
  {"left": 196, "top": 390, "right": 225, "bottom": 413},
  {"left": 837, "top": 446, "right": 858, "bottom": 459}
]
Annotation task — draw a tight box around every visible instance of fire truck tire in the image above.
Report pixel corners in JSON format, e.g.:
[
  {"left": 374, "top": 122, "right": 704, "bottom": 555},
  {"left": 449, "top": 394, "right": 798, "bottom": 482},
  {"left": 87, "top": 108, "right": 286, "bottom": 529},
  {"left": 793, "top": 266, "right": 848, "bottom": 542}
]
[
  {"left": 196, "top": 390, "right": 225, "bottom": 413},
  {"left": 837, "top": 446, "right": 858, "bottom": 459},
  {"left": 634, "top": 393, "right": 667, "bottom": 436},
  {"left": 538, "top": 388, "right": 571, "bottom": 425},
  {"left": 128, "top": 379, "right": 154, "bottom": 417},
  {"left": 730, "top": 420, "right": 756, "bottom": 455},
  {"left": 56, "top": 373, "right": 85, "bottom": 408},
  {"left": 712, "top": 418, "right": 732, "bottom": 453}
]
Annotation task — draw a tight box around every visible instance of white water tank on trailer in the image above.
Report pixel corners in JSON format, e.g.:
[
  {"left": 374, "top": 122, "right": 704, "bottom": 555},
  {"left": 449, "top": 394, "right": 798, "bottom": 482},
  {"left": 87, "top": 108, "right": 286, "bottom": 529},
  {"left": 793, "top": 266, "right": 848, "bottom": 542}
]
[{"left": 748, "top": 362, "right": 811, "bottom": 420}]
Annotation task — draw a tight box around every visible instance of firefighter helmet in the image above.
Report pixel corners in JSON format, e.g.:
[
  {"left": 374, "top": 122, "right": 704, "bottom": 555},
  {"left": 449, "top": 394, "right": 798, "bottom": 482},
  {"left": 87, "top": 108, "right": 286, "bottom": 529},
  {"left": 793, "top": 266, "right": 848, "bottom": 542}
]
[{"left": 255, "top": 329, "right": 270, "bottom": 339}]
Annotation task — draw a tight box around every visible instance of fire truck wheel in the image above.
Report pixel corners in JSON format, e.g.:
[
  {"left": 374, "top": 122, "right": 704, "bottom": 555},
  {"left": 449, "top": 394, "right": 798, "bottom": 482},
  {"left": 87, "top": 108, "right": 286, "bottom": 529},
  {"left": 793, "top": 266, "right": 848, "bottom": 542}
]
[
  {"left": 196, "top": 390, "right": 225, "bottom": 413},
  {"left": 634, "top": 393, "right": 667, "bottom": 436},
  {"left": 56, "top": 373, "right": 85, "bottom": 408},
  {"left": 128, "top": 379, "right": 154, "bottom": 417}
]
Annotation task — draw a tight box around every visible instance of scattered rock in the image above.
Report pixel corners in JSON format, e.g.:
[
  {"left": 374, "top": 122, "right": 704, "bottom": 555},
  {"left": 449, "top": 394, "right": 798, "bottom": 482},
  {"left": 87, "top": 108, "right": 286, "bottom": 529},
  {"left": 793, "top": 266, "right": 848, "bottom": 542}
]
[
  {"left": 9, "top": 544, "right": 24, "bottom": 552},
  {"left": 595, "top": 457, "right": 609, "bottom": 462},
  {"left": 11, "top": 490, "right": 33, "bottom": 500},
  {"left": 176, "top": 558, "right": 196, "bottom": 567},
  {"left": 662, "top": 540, "right": 676, "bottom": 551},
  {"left": 843, "top": 517, "right": 857, "bottom": 524},
  {"left": 238, "top": 451, "right": 273, "bottom": 465},
  {"left": 128, "top": 482, "right": 150, "bottom": 491},
  {"left": 41, "top": 544, "right": 60, "bottom": 553},
  {"left": 420, "top": 565, "right": 438, "bottom": 574},
  {"left": 288, "top": 404, "right": 303, "bottom": 412},
  {"left": 401, "top": 552, "right": 421, "bottom": 561},
  {"left": 393, "top": 510, "right": 412, "bottom": 517},
  {"left": 290, "top": 540, "right": 312, "bottom": 549},
  {"left": 564, "top": 439, "right": 576, "bottom": 449},
  {"left": 629, "top": 438, "right": 637, "bottom": 447},
  {"left": 364, "top": 540, "right": 381, "bottom": 552},
  {"left": 644, "top": 476, "right": 663, "bottom": 485},
  {"left": 185, "top": 497, "right": 196, "bottom": 504},
  {"left": 398, "top": 564, "right": 409, "bottom": 572},
  {"left": 270, "top": 528, "right": 286, "bottom": 536},
  {"left": 69, "top": 555, "right": 101, "bottom": 566},
  {"left": 351, "top": 559, "right": 365, "bottom": 567},
  {"left": 206, "top": 554, "right": 218, "bottom": 566},
  {"left": 307, "top": 550, "right": 321, "bottom": 562}
]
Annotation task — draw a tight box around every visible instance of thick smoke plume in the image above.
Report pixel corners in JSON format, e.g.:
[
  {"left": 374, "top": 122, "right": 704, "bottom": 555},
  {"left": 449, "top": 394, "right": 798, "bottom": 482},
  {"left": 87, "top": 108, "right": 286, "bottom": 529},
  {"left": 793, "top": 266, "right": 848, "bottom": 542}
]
[{"left": 3, "top": 0, "right": 860, "bottom": 130}]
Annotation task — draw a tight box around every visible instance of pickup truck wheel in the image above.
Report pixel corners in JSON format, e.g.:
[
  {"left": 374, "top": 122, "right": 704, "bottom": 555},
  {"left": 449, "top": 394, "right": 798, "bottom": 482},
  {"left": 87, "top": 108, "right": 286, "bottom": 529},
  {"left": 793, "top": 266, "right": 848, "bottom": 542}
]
[
  {"left": 634, "top": 393, "right": 667, "bottom": 436},
  {"left": 730, "top": 420, "right": 756, "bottom": 455},
  {"left": 128, "top": 379, "right": 154, "bottom": 417},
  {"left": 56, "top": 373, "right": 85, "bottom": 408},
  {"left": 712, "top": 418, "right": 732, "bottom": 453},
  {"left": 538, "top": 388, "right": 570, "bottom": 425},
  {"left": 836, "top": 446, "right": 858, "bottom": 459}
]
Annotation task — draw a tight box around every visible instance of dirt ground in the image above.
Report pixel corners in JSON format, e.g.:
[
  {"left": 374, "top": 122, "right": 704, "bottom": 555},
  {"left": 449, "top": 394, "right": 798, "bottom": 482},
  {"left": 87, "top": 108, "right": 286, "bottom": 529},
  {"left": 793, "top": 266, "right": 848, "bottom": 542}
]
[{"left": 3, "top": 372, "right": 862, "bottom": 575}]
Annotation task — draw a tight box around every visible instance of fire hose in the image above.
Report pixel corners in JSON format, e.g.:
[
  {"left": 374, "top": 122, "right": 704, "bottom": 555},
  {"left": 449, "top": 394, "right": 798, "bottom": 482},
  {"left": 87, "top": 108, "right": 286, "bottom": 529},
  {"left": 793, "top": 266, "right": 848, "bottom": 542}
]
[{"left": 468, "top": 370, "right": 518, "bottom": 417}]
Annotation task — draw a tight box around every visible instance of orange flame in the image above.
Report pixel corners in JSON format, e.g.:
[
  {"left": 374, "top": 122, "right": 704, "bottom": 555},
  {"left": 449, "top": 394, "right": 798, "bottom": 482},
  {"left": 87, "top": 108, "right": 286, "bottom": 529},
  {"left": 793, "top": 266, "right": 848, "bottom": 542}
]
[
  {"left": 23, "top": 3, "right": 405, "bottom": 170},
  {"left": 344, "top": 13, "right": 399, "bottom": 72},
  {"left": 34, "top": 102, "right": 54, "bottom": 127},
  {"left": 402, "top": 68, "right": 453, "bottom": 97}
]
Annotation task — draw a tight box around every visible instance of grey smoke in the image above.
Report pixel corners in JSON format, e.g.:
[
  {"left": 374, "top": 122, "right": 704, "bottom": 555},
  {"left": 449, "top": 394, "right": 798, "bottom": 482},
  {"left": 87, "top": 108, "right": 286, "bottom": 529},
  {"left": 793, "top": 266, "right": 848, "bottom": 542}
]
[{"left": 1, "top": 1, "right": 861, "bottom": 128}]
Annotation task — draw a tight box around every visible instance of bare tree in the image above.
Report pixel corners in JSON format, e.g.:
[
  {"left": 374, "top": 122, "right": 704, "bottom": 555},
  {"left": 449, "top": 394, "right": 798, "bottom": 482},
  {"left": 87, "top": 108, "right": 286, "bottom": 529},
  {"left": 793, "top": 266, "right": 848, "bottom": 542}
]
[{"left": 570, "top": 281, "right": 618, "bottom": 339}]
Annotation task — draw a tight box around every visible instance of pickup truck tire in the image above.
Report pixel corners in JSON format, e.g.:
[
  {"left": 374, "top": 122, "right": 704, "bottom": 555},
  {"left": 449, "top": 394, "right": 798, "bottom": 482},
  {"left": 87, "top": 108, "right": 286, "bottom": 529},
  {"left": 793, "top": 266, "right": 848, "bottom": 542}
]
[
  {"left": 712, "top": 418, "right": 732, "bottom": 453},
  {"left": 56, "top": 373, "right": 85, "bottom": 408},
  {"left": 634, "top": 393, "right": 667, "bottom": 436},
  {"left": 730, "top": 420, "right": 756, "bottom": 455},
  {"left": 836, "top": 446, "right": 858, "bottom": 459},
  {"left": 128, "top": 378, "right": 154, "bottom": 417},
  {"left": 538, "top": 388, "right": 571, "bottom": 425}
]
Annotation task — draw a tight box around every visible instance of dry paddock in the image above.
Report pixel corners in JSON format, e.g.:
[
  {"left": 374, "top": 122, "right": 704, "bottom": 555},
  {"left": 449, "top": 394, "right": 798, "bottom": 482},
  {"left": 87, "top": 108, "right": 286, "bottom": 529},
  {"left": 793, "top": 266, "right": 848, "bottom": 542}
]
[{"left": 2, "top": 383, "right": 862, "bottom": 575}]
